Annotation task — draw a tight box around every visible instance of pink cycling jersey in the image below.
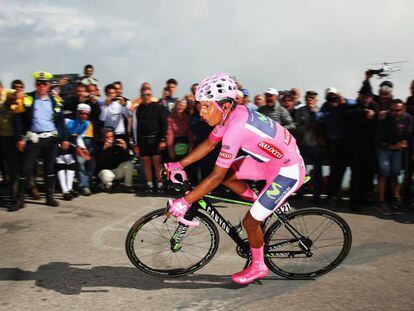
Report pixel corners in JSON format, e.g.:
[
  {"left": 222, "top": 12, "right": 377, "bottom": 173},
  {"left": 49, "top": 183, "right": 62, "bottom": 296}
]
[
  {"left": 209, "top": 105, "right": 301, "bottom": 170},
  {"left": 209, "top": 105, "right": 305, "bottom": 221}
]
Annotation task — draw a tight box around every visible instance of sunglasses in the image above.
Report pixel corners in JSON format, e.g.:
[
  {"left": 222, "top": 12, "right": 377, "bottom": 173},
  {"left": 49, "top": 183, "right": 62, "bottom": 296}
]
[
  {"left": 390, "top": 109, "right": 402, "bottom": 112},
  {"left": 142, "top": 93, "right": 151, "bottom": 97},
  {"left": 36, "top": 81, "right": 48, "bottom": 86},
  {"left": 79, "top": 112, "right": 90, "bottom": 115}
]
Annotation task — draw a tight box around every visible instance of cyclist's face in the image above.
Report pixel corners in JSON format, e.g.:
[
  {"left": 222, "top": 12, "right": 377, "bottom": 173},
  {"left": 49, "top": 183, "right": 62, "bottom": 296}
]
[{"left": 199, "top": 101, "right": 223, "bottom": 126}]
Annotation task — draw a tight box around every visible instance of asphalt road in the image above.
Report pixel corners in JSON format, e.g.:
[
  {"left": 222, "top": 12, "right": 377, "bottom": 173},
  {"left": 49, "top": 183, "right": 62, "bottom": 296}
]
[{"left": 1, "top": 193, "right": 414, "bottom": 311}]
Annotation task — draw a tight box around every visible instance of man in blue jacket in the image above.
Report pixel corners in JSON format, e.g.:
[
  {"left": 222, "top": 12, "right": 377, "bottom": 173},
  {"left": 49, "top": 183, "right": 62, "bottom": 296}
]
[{"left": 11, "top": 71, "right": 69, "bottom": 212}]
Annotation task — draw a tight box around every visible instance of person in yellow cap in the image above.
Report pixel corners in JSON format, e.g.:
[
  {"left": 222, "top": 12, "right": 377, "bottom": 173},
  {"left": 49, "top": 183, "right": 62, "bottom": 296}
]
[{"left": 11, "top": 71, "right": 70, "bottom": 212}]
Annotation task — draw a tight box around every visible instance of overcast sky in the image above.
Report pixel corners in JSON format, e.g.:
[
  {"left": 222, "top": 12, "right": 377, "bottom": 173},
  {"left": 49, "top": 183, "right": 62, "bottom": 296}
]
[{"left": 1, "top": 0, "right": 413, "bottom": 101}]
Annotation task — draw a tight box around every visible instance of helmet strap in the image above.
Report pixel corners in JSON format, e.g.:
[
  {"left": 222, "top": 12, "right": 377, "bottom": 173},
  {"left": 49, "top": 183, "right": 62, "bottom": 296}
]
[{"left": 216, "top": 98, "right": 234, "bottom": 126}]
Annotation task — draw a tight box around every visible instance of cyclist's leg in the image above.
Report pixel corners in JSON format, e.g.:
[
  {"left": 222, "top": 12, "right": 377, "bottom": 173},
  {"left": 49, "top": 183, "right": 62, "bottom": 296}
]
[
  {"left": 250, "top": 163, "right": 305, "bottom": 221},
  {"left": 232, "top": 163, "right": 305, "bottom": 284},
  {"left": 223, "top": 156, "right": 266, "bottom": 202},
  {"left": 232, "top": 209, "right": 269, "bottom": 284}
]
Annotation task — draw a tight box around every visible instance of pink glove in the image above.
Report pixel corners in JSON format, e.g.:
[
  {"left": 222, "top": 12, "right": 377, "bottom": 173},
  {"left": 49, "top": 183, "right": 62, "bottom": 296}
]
[
  {"left": 164, "top": 162, "right": 188, "bottom": 184},
  {"left": 164, "top": 161, "right": 183, "bottom": 171},
  {"left": 168, "top": 197, "right": 190, "bottom": 218}
]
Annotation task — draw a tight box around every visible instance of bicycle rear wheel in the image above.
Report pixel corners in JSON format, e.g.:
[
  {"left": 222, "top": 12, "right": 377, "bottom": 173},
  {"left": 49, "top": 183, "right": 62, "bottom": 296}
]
[
  {"left": 264, "top": 208, "right": 352, "bottom": 280},
  {"left": 126, "top": 208, "right": 219, "bottom": 277}
]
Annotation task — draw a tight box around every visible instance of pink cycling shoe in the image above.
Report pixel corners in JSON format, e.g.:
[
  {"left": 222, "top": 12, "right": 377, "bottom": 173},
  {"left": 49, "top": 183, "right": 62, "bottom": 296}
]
[{"left": 232, "top": 246, "right": 269, "bottom": 285}]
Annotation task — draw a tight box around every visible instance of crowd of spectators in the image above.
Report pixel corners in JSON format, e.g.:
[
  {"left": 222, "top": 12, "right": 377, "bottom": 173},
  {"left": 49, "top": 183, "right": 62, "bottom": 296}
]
[{"left": 0, "top": 65, "right": 413, "bottom": 217}]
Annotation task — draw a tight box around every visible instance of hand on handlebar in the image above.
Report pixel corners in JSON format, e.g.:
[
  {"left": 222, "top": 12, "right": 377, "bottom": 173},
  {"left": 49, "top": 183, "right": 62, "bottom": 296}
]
[
  {"left": 163, "top": 162, "right": 188, "bottom": 184},
  {"left": 168, "top": 197, "right": 190, "bottom": 218},
  {"left": 167, "top": 198, "right": 199, "bottom": 227}
]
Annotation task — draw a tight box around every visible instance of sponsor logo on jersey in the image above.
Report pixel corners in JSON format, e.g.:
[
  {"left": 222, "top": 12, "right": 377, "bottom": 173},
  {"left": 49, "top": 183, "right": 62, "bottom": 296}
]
[
  {"left": 245, "top": 110, "right": 277, "bottom": 138},
  {"left": 219, "top": 151, "right": 232, "bottom": 159},
  {"left": 257, "top": 141, "right": 284, "bottom": 159},
  {"left": 283, "top": 128, "right": 291, "bottom": 145},
  {"left": 222, "top": 144, "right": 231, "bottom": 150}
]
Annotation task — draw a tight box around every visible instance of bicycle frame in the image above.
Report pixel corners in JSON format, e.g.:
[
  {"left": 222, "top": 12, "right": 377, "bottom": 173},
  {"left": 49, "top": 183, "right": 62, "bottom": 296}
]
[
  {"left": 169, "top": 197, "right": 250, "bottom": 256},
  {"left": 169, "top": 195, "right": 311, "bottom": 260}
]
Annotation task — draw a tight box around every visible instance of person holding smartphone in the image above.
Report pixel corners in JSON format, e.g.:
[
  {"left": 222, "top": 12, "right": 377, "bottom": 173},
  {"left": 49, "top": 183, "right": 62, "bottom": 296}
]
[{"left": 100, "top": 83, "right": 131, "bottom": 143}]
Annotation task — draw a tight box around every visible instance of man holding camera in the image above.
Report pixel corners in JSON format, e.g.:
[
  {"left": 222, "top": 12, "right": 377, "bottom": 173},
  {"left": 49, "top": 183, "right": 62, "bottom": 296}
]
[
  {"left": 159, "top": 78, "right": 178, "bottom": 114},
  {"left": 12, "top": 71, "right": 69, "bottom": 211},
  {"left": 100, "top": 83, "right": 131, "bottom": 143}
]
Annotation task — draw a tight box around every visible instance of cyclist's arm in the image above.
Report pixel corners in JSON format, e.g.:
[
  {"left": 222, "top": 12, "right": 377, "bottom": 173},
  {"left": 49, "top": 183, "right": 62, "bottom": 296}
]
[
  {"left": 179, "top": 136, "right": 219, "bottom": 167},
  {"left": 184, "top": 164, "right": 227, "bottom": 203},
  {"left": 184, "top": 122, "right": 242, "bottom": 203}
]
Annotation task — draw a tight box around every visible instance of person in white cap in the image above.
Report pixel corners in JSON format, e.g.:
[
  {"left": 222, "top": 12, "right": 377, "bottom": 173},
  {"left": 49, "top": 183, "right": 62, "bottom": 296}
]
[
  {"left": 56, "top": 104, "right": 91, "bottom": 200},
  {"left": 257, "top": 88, "right": 295, "bottom": 131}
]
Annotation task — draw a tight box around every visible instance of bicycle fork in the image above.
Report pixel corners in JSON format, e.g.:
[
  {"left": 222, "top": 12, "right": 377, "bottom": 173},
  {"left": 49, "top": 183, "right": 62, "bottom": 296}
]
[{"left": 169, "top": 223, "right": 189, "bottom": 252}]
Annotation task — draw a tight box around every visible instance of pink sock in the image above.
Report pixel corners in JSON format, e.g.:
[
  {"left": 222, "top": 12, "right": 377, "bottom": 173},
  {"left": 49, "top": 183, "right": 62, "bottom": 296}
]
[
  {"left": 240, "top": 186, "right": 258, "bottom": 202},
  {"left": 251, "top": 245, "right": 265, "bottom": 266}
]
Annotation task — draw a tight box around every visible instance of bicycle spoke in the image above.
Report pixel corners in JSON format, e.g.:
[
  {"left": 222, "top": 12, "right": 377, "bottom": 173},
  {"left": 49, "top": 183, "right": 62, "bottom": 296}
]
[
  {"left": 307, "top": 217, "right": 330, "bottom": 238},
  {"left": 184, "top": 228, "right": 209, "bottom": 239},
  {"left": 137, "top": 246, "right": 172, "bottom": 259},
  {"left": 312, "top": 247, "right": 334, "bottom": 265},
  {"left": 176, "top": 248, "right": 204, "bottom": 266},
  {"left": 136, "top": 238, "right": 172, "bottom": 245},
  {"left": 140, "top": 223, "right": 171, "bottom": 242},
  {"left": 312, "top": 219, "right": 336, "bottom": 243},
  {"left": 126, "top": 209, "right": 219, "bottom": 276},
  {"left": 265, "top": 209, "right": 351, "bottom": 278},
  {"left": 302, "top": 215, "right": 310, "bottom": 237},
  {"left": 180, "top": 240, "right": 212, "bottom": 247},
  {"left": 314, "top": 242, "right": 344, "bottom": 249}
]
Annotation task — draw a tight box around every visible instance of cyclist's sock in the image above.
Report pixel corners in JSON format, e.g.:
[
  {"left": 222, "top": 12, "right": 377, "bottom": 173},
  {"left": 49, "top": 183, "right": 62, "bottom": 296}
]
[
  {"left": 251, "top": 245, "right": 265, "bottom": 265},
  {"left": 232, "top": 245, "right": 268, "bottom": 284},
  {"left": 240, "top": 186, "right": 258, "bottom": 203}
]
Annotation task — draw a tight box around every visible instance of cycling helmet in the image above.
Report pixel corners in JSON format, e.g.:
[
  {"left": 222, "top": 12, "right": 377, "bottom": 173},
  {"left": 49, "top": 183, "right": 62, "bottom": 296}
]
[{"left": 195, "top": 73, "right": 238, "bottom": 105}]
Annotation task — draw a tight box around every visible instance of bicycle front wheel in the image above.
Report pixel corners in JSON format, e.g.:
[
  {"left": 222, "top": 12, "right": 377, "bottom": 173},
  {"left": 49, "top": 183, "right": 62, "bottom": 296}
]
[
  {"left": 264, "top": 208, "right": 352, "bottom": 280},
  {"left": 125, "top": 208, "right": 219, "bottom": 277}
]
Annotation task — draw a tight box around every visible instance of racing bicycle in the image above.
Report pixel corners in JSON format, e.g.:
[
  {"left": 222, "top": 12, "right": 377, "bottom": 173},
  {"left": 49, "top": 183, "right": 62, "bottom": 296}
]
[{"left": 125, "top": 179, "right": 352, "bottom": 280}]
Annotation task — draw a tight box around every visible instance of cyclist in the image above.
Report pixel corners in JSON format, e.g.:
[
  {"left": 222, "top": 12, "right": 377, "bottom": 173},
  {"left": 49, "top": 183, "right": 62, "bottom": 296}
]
[{"left": 164, "top": 73, "right": 306, "bottom": 284}]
